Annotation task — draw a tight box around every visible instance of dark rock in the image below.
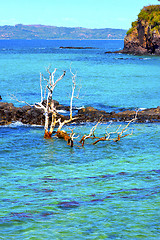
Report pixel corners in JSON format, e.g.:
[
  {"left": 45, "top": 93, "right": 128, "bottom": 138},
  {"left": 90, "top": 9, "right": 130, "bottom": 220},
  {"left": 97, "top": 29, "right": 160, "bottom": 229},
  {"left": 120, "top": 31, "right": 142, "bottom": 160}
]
[
  {"left": 77, "top": 106, "right": 112, "bottom": 122},
  {"left": 105, "top": 50, "right": 123, "bottom": 54},
  {"left": 41, "top": 99, "right": 58, "bottom": 107},
  {"left": 21, "top": 105, "right": 32, "bottom": 111},
  {"left": 77, "top": 106, "right": 160, "bottom": 123},
  {"left": 78, "top": 106, "right": 98, "bottom": 115},
  {"left": 0, "top": 102, "right": 14, "bottom": 109},
  {"left": 56, "top": 104, "right": 70, "bottom": 111},
  {"left": 121, "top": 5, "right": 160, "bottom": 55},
  {"left": 59, "top": 46, "right": 96, "bottom": 49},
  {"left": 0, "top": 101, "right": 160, "bottom": 125},
  {"left": 105, "top": 51, "right": 114, "bottom": 54}
]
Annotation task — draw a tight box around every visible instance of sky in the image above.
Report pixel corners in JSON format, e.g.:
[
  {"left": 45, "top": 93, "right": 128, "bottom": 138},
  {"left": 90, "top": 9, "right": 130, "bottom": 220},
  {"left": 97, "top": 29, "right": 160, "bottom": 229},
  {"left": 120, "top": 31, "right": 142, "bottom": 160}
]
[{"left": 0, "top": 0, "right": 159, "bottom": 30}]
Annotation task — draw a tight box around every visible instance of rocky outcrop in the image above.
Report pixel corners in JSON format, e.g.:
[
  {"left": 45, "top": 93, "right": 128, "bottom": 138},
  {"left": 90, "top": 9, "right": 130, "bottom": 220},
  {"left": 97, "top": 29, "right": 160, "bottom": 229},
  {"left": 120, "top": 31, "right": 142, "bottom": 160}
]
[
  {"left": 121, "top": 5, "right": 160, "bottom": 55},
  {"left": 0, "top": 101, "right": 67, "bottom": 126},
  {"left": 1, "top": 101, "right": 159, "bottom": 126},
  {"left": 75, "top": 106, "right": 160, "bottom": 123},
  {"left": 0, "top": 102, "right": 44, "bottom": 125}
]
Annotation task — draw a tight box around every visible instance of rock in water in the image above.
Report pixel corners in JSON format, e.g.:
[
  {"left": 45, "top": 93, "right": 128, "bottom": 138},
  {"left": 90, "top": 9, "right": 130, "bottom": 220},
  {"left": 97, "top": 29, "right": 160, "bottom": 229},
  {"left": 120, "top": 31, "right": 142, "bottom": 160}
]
[{"left": 121, "top": 5, "right": 160, "bottom": 55}]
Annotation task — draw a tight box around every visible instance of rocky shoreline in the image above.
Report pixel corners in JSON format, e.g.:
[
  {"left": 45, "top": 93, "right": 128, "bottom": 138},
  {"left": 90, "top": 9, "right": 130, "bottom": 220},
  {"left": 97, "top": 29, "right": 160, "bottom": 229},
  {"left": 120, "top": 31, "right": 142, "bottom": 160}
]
[{"left": 0, "top": 100, "right": 160, "bottom": 126}]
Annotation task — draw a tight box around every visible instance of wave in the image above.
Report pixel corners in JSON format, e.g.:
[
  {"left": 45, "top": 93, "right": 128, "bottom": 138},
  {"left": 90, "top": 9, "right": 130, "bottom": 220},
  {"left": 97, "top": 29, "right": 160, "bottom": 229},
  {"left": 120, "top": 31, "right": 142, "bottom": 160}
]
[
  {"left": 142, "top": 58, "right": 151, "bottom": 60},
  {"left": 57, "top": 109, "right": 68, "bottom": 114},
  {"left": 75, "top": 106, "right": 84, "bottom": 110},
  {"left": 0, "top": 121, "right": 43, "bottom": 128}
]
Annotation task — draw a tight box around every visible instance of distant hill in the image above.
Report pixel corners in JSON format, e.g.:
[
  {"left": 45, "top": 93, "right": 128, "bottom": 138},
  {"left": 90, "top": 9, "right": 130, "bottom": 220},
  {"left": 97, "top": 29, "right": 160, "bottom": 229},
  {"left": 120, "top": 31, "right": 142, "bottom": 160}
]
[{"left": 0, "top": 24, "right": 127, "bottom": 40}]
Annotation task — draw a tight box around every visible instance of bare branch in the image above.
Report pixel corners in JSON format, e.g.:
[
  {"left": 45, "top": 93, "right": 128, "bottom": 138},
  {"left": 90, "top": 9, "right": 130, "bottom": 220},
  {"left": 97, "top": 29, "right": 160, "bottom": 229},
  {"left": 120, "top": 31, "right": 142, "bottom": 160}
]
[
  {"left": 53, "top": 70, "right": 66, "bottom": 89},
  {"left": 56, "top": 68, "right": 78, "bottom": 134},
  {"left": 79, "top": 118, "right": 102, "bottom": 146},
  {"left": 51, "top": 68, "right": 57, "bottom": 85},
  {"left": 40, "top": 73, "right": 43, "bottom": 102},
  {"left": 92, "top": 111, "right": 138, "bottom": 145},
  {"left": 69, "top": 127, "right": 79, "bottom": 140},
  {"left": 47, "top": 67, "right": 52, "bottom": 85},
  {"left": 9, "top": 94, "right": 34, "bottom": 107},
  {"left": 69, "top": 68, "right": 76, "bottom": 120},
  {"left": 92, "top": 136, "right": 107, "bottom": 145}
]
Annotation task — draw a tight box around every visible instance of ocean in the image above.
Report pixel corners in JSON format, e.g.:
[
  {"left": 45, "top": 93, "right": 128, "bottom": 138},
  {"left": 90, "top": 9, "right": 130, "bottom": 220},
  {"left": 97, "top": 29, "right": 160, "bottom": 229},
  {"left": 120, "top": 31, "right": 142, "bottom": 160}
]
[{"left": 0, "top": 40, "right": 160, "bottom": 239}]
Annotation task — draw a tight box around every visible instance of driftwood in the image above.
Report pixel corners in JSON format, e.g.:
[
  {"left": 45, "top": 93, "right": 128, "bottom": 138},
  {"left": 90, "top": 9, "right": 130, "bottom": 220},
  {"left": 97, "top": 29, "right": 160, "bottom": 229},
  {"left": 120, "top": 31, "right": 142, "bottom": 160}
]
[{"left": 79, "top": 112, "right": 138, "bottom": 146}]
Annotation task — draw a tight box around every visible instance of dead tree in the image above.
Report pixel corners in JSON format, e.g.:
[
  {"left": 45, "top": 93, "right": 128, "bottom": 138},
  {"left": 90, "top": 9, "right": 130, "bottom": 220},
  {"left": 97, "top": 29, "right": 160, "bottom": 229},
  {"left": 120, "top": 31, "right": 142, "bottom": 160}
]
[
  {"left": 80, "top": 112, "right": 138, "bottom": 146},
  {"left": 35, "top": 67, "right": 79, "bottom": 146},
  {"left": 11, "top": 67, "right": 137, "bottom": 148},
  {"left": 35, "top": 67, "right": 66, "bottom": 138},
  {"left": 79, "top": 120, "right": 101, "bottom": 146},
  {"left": 54, "top": 68, "right": 78, "bottom": 146}
]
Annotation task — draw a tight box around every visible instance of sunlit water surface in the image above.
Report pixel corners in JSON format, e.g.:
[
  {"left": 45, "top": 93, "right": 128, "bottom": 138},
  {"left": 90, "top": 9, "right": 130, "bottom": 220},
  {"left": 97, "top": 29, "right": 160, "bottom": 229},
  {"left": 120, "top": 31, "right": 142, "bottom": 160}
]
[{"left": 0, "top": 40, "right": 160, "bottom": 239}]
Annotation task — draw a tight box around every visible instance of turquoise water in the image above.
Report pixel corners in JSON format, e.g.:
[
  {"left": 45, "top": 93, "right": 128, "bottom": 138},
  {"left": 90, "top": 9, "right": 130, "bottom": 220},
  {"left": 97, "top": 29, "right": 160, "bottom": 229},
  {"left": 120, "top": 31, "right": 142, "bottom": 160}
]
[{"left": 0, "top": 40, "right": 160, "bottom": 239}]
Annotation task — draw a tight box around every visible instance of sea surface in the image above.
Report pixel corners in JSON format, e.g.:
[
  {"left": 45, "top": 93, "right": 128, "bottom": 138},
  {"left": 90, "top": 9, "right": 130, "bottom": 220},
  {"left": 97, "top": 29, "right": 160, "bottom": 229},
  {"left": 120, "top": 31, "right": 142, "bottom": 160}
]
[{"left": 0, "top": 40, "right": 160, "bottom": 239}]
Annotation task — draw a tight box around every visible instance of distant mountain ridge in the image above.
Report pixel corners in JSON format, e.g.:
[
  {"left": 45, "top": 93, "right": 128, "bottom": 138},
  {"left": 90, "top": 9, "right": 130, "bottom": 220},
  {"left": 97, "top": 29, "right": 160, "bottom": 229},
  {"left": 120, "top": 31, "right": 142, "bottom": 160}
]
[{"left": 0, "top": 24, "right": 127, "bottom": 40}]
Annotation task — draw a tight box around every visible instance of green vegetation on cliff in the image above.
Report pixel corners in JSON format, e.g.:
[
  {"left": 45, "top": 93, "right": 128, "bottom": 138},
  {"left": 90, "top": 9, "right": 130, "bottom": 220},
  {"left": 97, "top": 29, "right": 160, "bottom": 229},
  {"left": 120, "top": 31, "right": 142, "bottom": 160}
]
[{"left": 127, "top": 5, "right": 160, "bottom": 35}]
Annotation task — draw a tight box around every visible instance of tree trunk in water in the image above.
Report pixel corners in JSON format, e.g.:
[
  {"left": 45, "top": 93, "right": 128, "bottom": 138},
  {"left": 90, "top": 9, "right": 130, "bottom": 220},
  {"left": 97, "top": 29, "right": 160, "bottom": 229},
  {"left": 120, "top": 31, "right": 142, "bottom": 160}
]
[
  {"left": 44, "top": 130, "right": 52, "bottom": 139},
  {"left": 56, "top": 130, "right": 73, "bottom": 147}
]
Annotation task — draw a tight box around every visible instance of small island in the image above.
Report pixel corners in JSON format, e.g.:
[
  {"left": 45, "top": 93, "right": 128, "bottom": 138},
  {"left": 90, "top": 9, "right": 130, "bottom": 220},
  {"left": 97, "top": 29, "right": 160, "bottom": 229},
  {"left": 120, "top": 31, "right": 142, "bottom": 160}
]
[{"left": 120, "top": 5, "right": 160, "bottom": 55}]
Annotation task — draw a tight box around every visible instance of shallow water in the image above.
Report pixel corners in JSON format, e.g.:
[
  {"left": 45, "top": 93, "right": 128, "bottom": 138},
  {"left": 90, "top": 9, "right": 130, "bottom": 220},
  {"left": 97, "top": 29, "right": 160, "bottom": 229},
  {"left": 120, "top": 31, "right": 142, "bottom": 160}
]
[
  {"left": 0, "top": 40, "right": 160, "bottom": 239},
  {"left": 1, "top": 40, "right": 160, "bottom": 111}
]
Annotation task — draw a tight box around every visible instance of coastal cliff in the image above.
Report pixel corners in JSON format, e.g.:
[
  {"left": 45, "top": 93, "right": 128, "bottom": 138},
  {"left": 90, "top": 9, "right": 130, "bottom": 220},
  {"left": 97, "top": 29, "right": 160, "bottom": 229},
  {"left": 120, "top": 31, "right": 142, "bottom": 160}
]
[{"left": 122, "top": 5, "right": 160, "bottom": 55}]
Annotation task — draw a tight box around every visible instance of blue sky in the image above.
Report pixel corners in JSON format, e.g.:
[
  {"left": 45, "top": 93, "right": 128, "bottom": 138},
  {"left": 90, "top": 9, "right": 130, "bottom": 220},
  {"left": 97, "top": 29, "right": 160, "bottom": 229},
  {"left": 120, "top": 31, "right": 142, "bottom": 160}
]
[{"left": 0, "top": 0, "right": 159, "bottom": 29}]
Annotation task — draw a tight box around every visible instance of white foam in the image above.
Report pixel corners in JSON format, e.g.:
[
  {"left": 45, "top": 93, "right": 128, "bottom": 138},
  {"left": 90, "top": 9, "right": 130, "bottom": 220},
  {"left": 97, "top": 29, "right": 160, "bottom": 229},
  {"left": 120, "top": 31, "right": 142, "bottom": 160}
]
[
  {"left": 75, "top": 106, "right": 84, "bottom": 110},
  {"left": 0, "top": 121, "right": 43, "bottom": 128},
  {"left": 9, "top": 121, "right": 25, "bottom": 127},
  {"left": 57, "top": 110, "right": 68, "bottom": 114},
  {"left": 142, "top": 58, "right": 151, "bottom": 60}
]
